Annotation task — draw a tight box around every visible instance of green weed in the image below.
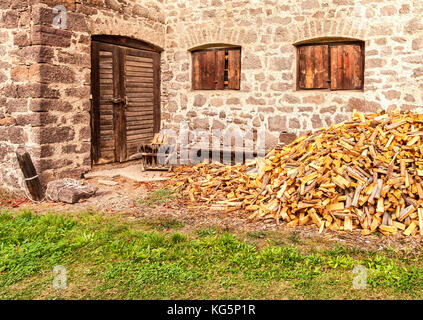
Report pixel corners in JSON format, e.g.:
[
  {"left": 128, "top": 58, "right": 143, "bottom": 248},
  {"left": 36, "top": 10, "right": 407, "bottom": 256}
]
[{"left": 134, "top": 189, "right": 176, "bottom": 207}]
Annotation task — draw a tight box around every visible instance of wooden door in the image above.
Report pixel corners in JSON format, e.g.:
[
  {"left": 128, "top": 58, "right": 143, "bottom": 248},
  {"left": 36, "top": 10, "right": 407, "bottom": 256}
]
[{"left": 91, "top": 38, "right": 161, "bottom": 165}]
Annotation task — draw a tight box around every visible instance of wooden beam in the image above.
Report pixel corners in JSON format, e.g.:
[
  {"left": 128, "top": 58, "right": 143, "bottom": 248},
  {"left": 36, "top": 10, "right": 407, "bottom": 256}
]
[{"left": 15, "top": 150, "right": 43, "bottom": 201}]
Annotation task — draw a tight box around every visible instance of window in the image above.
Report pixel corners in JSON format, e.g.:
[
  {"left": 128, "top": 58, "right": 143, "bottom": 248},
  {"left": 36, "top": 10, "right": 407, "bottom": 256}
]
[
  {"left": 192, "top": 47, "right": 241, "bottom": 90},
  {"left": 297, "top": 42, "right": 364, "bottom": 90}
]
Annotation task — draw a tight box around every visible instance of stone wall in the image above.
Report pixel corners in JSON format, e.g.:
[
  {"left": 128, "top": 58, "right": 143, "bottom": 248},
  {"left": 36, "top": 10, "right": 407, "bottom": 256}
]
[
  {"left": 3, "top": 0, "right": 423, "bottom": 194},
  {"left": 0, "top": 0, "right": 165, "bottom": 193},
  {"left": 162, "top": 0, "right": 423, "bottom": 147},
  {"left": 0, "top": 0, "right": 35, "bottom": 193}
]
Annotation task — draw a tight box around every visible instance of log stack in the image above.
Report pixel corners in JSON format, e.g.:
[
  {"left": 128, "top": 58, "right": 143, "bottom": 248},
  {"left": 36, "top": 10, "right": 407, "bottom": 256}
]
[{"left": 170, "top": 110, "right": 423, "bottom": 237}]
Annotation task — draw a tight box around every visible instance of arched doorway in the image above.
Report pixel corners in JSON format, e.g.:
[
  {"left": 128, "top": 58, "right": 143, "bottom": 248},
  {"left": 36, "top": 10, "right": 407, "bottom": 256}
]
[{"left": 90, "top": 35, "right": 162, "bottom": 165}]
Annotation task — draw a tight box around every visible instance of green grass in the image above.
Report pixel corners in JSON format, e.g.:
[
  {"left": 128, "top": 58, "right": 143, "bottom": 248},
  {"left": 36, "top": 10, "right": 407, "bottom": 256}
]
[
  {"left": 247, "top": 231, "right": 267, "bottom": 239},
  {"left": 197, "top": 227, "right": 217, "bottom": 237},
  {"left": 143, "top": 216, "right": 185, "bottom": 231},
  {"left": 0, "top": 209, "right": 423, "bottom": 299},
  {"left": 134, "top": 188, "right": 176, "bottom": 207}
]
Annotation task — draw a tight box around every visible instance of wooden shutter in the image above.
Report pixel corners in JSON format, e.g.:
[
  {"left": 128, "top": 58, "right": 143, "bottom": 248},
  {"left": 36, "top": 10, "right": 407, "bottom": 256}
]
[
  {"left": 298, "top": 45, "right": 329, "bottom": 89},
  {"left": 124, "top": 48, "right": 160, "bottom": 159},
  {"left": 330, "top": 44, "right": 363, "bottom": 90},
  {"left": 192, "top": 50, "right": 216, "bottom": 90},
  {"left": 227, "top": 48, "right": 241, "bottom": 89},
  {"left": 192, "top": 51, "right": 201, "bottom": 90},
  {"left": 192, "top": 48, "right": 241, "bottom": 90}
]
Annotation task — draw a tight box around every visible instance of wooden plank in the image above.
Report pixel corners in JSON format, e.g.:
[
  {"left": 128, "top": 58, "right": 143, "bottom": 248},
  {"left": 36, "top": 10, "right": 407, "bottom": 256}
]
[
  {"left": 117, "top": 46, "right": 127, "bottom": 162},
  {"left": 337, "top": 45, "right": 344, "bottom": 89},
  {"left": 126, "top": 75, "right": 154, "bottom": 81},
  {"left": 126, "top": 105, "right": 154, "bottom": 110},
  {"left": 99, "top": 79, "right": 113, "bottom": 84},
  {"left": 126, "top": 72, "right": 154, "bottom": 78},
  {"left": 203, "top": 50, "right": 216, "bottom": 89},
  {"left": 313, "top": 45, "right": 322, "bottom": 88},
  {"left": 332, "top": 45, "right": 341, "bottom": 89},
  {"left": 126, "top": 119, "right": 154, "bottom": 132},
  {"left": 313, "top": 45, "right": 329, "bottom": 89},
  {"left": 152, "top": 50, "right": 161, "bottom": 134},
  {"left": 91, "top": 40, "right": 101, "bottom": 164},
  {"left": 125, "top": 61, "right": 153, "bottom": 69},
  {"left": 126, "top": 112, "right": 154, "bottom": 120},
  {"left": 353, "top": 44, "right": 363, "bottom": 89},
  {"left": 98, "top": 64, "right": 113, "bottom": 69},
  {"left": 126, "top": 115, "right": 154, "bottom": 121},
  {"left": 127, "top": 126, "right": 154, "bottom": 132},
  {"left": 16, "top": 150, "right": 44, "bottom": 201},
  {"left": 127, "top": 92, "right": 154, "bottom": 98},
  {"left": 126, "top": 82, "right": 154, "bottom": 87},
  {"left": 305, "top": 45, "right": 315, "bottom": 88},
  {"left": 127, "top": 97, "right": 155, "bottom": 103},
  {"left": 192, "top": 51, "right": 201, "bottom": 90},
  {"left": 125, "top": 55, "right": 154, "bottom": 63},
  {"left": 298, "top": 46, "right": 306, "bottom": 88},
  {"left": 112, "top": 45, "right": 120, "bottom": 162},
  {"left": 125, "top": 62, "right": 153, "bottom": 69},
  {"left": 126, "top": 109, "right": 153, "bottom": 115},
  {"left": 330, "top": 45, "right": 344, "bottom": 90},
  {"left": 227, "top": 48, "right": 241, "bottom": 89},
  {"left": 215, "top": 50, "right": 225, "bottom": 90},
  {"left": 343, "top": 45, "right": 354, "bottom": 89},
  {"left": 126, "top": 88, "right": 154, "bottom": 94},
  {"left": 127, "top": 132, "right": 155, "bottom": 141},
  {"left": 126, "top": 78, "right": 154, "bottom": 83},
  {"left": 127, "top": 118, "right": 154, "bottom": 124},
  {"left": 127, "top": 126, "right": 155, "bottom": 133},
  {"left": 127, "top": 122, "right": 154, "bottom": 128}
]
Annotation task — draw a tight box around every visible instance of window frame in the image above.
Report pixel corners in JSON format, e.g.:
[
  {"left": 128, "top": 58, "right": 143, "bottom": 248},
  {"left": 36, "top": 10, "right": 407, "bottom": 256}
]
[
  {"left": 191, "top": 46, "right": 241, "bottom": 91},
  {"left": 296, "top": 41, "right": 365, "bottom": 91}
]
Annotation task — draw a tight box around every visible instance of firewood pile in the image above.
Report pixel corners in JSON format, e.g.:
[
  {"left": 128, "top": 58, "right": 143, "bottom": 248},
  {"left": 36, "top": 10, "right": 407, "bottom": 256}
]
[{"left": 169, "top": 110, "right": 423, "bottom": 237}]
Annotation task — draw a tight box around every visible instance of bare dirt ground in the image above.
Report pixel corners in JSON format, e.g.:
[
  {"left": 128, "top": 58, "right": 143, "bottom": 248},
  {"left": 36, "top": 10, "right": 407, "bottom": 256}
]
[{"left": 2, "top": 170, "right": 422, "bottom": 254}]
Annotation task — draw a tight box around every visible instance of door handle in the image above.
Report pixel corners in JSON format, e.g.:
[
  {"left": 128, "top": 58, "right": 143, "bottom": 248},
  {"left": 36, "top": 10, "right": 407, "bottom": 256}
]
[
  {"left": 112, "top": 97, "right": 128, "bottom": 105},
  {"left": 112, "top": 97, "right": 124, "bottom": 104}
]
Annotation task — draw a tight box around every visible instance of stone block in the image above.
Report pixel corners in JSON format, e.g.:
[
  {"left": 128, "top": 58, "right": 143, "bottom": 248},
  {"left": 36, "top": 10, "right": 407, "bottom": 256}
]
[
  {"left": 32, "top": 25, "right": 72, "bottom": 48},
  {"left": 268, "top": 115, "right": 286, "bottom": 131},
  {"left": 46, "top": 179, "right": 97, "bottom": 204}
]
